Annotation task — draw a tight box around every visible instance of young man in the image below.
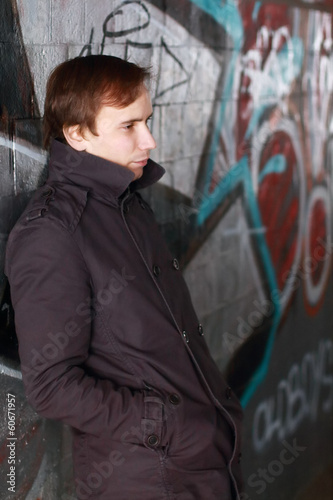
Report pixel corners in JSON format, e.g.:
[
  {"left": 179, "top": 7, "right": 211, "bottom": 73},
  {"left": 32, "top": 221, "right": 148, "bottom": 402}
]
[{"left": 5, "top": 55, "right": 243, "bottom": 499}]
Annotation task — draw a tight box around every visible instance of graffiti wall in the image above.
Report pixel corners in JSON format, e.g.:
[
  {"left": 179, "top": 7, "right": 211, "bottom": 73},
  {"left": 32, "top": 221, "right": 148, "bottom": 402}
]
[{"left": 1, "top": 0, "right": 332, "bottom": 498}]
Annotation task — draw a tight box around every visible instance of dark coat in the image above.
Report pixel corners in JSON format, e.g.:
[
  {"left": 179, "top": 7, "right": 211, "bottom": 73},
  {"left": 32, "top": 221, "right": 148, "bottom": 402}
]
[{"left": 5, "top": 140, "right": 243, "bottom": 500}]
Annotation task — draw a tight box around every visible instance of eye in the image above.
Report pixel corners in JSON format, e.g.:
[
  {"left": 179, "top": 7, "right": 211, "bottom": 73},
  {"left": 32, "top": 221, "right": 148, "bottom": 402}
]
[{"left": 123, "top": 123, "right": 133, "bottom": 130}]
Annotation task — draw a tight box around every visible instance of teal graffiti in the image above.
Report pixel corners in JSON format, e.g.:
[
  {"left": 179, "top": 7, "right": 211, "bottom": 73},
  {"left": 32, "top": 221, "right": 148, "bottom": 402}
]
[
  {"left": 258, "top": 154, "right": 286, "bottom": 184},
  {"left": 197, "top": 155, "right": 282, "bottom": 407},
  {"left": 190, "top": 0, "right": 243, "bottom": 199},
  {"left": 188, "top": 0, "right": 243, "bottom": 47},
  {"left": 252, "top": 2, "right": 262, "bottom": 21}
]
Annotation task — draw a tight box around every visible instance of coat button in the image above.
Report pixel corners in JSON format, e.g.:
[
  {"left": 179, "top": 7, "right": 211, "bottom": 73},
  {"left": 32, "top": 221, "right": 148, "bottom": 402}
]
[
  {"left": 172, "top": 258, "right": 180, "bottom": 270},
  {"left": 182, "top": 331, "right": 189, "bottom": 343},
  {"left": 238, "top": 452, "right": 242, "bottom": 464},
  {"left": 153, "top": 265, "right": 161, "bottom": 277},
  {"left": 42, "top": 188, "right": 54, "bottom": 197},
  {"left": 198, "top": 324, "right": 204, "bottom": 336},
  {"left": 147, "top": 434, "right": 159, "bottom": 447},
  {"left": 168, "top": 393, "right": 181, "bottom": 405},
  {"left": 226, "top": 387, "right": 232, "bottom": 399},
  {"left": 123, "top": 205, "right": 129, "bottom": 214}
]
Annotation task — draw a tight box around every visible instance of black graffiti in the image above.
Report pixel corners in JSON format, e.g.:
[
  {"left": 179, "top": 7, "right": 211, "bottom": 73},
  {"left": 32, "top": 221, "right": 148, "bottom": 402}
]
[
  {"left": 124, "top": 40, "right": 153, "bottom": 61},
  {"left": 155, "top": 38, "right": 190, "bottom": 98},
  {"left": 80, "top": 1, "right": 150, "bottom": 56},
  {"left": 103, "top": 1, "right": 150, "bottom": 38},
  {"left": 0, "top": 0, "right": 40, "bottom": 125}
]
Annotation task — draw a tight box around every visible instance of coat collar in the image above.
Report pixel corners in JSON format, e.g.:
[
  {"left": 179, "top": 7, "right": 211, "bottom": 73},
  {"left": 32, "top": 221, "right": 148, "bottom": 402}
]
[{"left": 47, "top": 140, "right": 165, "bottom": 201}]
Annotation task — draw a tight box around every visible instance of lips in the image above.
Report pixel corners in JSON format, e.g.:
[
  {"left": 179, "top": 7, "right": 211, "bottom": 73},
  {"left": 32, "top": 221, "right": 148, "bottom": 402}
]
[
  {"left": 133, "top": 158, "right": 149, "bottom": 167},
  {"left": 135, "top": 158, "right": 149, "bottom": 163}
]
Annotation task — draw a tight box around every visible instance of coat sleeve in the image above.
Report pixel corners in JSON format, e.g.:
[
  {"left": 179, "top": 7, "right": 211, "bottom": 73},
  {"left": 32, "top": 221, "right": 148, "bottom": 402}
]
[{"left": 5, "top": 218, "right": 144, "bottom": 437}]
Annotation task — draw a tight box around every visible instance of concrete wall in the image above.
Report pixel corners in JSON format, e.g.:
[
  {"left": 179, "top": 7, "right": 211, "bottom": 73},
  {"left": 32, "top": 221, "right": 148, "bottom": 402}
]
[{"left": 1, "top": 0, "right": 332, "bottom": 498}]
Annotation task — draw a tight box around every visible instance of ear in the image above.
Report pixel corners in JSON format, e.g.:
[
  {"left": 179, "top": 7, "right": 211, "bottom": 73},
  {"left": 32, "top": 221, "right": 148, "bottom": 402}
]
[{"left": 63, "top": 125, "right": 88, "bottom": 151}]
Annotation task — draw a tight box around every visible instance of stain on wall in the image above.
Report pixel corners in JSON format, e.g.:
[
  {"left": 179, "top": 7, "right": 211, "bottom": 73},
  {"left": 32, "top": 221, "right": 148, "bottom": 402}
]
[{"left": 0, "top": 1, "right": 332, "bottom": 499}]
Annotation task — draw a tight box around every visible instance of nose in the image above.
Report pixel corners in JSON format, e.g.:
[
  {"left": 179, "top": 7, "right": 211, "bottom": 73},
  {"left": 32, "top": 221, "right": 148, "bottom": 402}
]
[{"left": 139, "top": 126, "right": 156, "bottom": 151}]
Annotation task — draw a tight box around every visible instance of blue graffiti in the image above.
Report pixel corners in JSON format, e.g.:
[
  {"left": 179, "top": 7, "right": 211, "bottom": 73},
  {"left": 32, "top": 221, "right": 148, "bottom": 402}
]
[
  {"left": 189, "top": 0, "right": 304, "bottom": 407},
  {"left": 190, "top": 0, "right": 243, "bottom": 200},
  {"left": 197, "top": 154, "right": 283, "bottom": 407},
  {"left": 252, "top": 2, "right": 262, "bottom": 21},
  {"left": 258, "top": 154, "right": 286, "bottom": 183}
]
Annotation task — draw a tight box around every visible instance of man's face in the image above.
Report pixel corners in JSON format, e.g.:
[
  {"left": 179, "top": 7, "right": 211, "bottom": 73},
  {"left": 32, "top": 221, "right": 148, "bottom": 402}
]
[{"left": 83, "top": 87, "right": 156, "bottom": 180}]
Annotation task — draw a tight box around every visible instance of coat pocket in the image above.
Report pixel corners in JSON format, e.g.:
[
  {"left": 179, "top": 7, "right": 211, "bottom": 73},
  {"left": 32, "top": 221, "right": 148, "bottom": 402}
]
[{"left": 141, "top": 386, "right": 174, "bottom": 451}]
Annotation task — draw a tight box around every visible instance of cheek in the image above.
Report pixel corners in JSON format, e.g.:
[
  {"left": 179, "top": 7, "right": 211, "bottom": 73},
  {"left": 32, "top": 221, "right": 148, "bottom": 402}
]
[
  {"left": 88, "top": 133, "right": 107, "bottom": 150},
  {"left": 114, "top": 135, "right": 135, "bottom": 153},
  {"left": 97, "top": 134, "right": 120, "bottom": 154}
]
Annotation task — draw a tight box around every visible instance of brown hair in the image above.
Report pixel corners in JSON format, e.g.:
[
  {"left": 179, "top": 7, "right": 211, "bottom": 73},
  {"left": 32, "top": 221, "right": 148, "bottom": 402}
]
[{"left": 43, "top": 55, "right": 150, "bottom": 149}]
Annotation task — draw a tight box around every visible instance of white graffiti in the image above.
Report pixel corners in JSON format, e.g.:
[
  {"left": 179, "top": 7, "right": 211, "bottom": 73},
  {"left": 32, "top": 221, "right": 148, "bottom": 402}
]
[
  {"left": 246, "top": 26, "right": 296, "bottom": 103},
  {"left": 304, "top": 185, "right": 332, "bottom": 308},
  {"left": 0, "top": 136, "right": 46, "bottom": 164},
  {"left": 303, "top": 12, "right": 333, "bottom": 177},
  {"left": 0, "top": 361, "right": 22, "bottom": 380},
  {"left": 253, "top": 339, "right": 333, "bottom": 452},
  {"left": 251, "top": 117, "right": 306, "bottom": 311}
]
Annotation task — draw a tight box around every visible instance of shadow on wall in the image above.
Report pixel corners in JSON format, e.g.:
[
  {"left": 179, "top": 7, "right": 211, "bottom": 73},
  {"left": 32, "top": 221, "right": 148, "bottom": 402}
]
[{"left": 0, "top": 0, "right": 41, "bottom": 350}]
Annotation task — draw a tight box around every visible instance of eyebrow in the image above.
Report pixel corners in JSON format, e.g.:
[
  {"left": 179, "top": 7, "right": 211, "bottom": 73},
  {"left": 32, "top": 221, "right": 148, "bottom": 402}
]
[{"left": 120, "top": 113, "right": 153, "bottom": 125}]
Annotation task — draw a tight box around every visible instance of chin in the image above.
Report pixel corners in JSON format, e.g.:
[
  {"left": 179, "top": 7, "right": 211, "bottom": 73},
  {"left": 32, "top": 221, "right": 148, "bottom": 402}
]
[{"left": 133, "top": 169, "right": 143, "bottom": 180}]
